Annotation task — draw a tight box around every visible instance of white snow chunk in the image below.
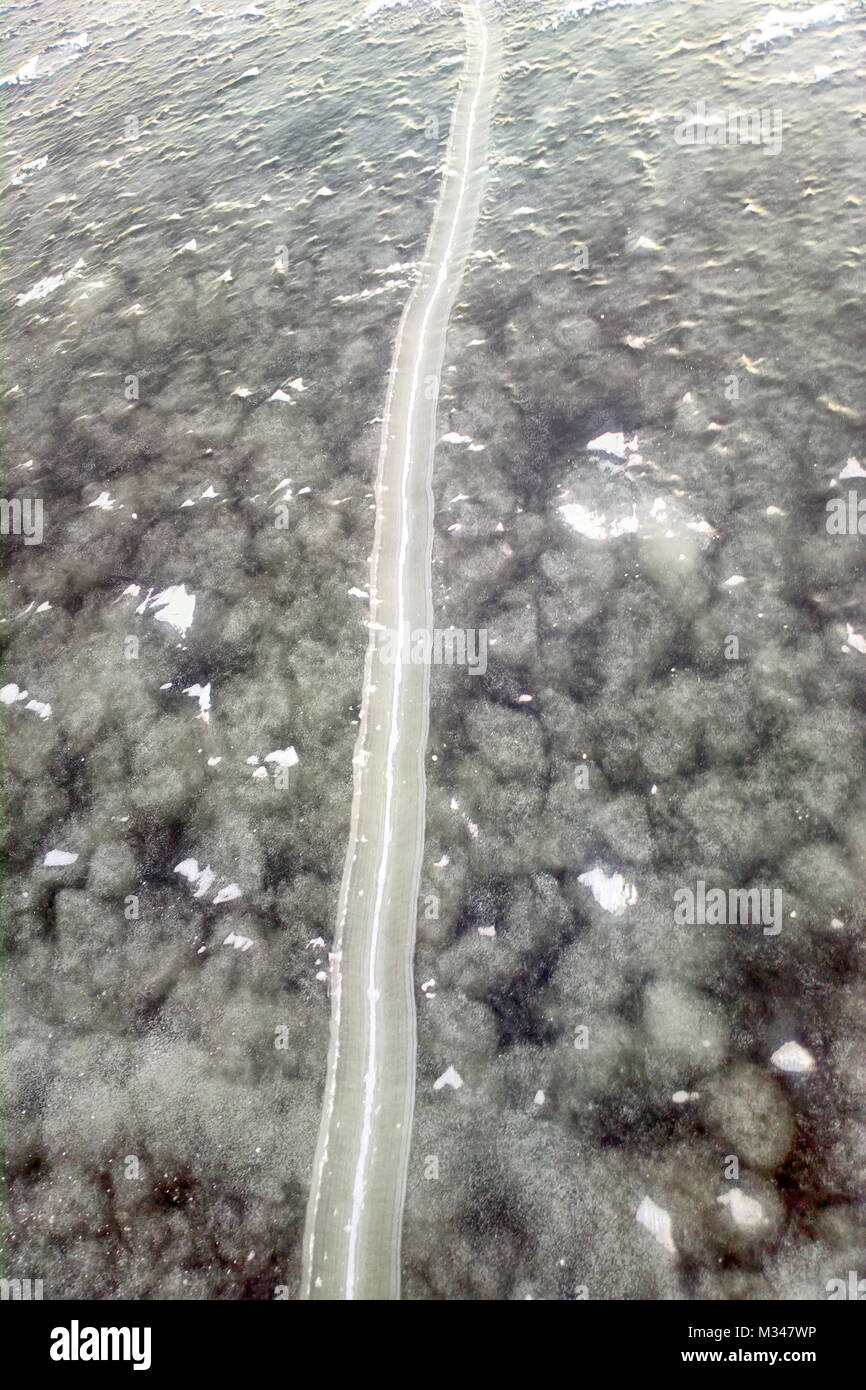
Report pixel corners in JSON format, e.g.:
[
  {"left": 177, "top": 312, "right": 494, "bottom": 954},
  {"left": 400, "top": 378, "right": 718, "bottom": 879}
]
[
  {"left": 269, "top": 389, "right": 294, "bottom": 403},
  {"left": 723, "top": 575, "right": 746, "bottom": 587},
  {"left": 770, "top": 1040, "right": 815, "bottom": 1074},
  {"left": 578, "top": 865, "right": 638, "bottom": 915},
  {"left": 314, "top": 186, "right": 335, "bottom": 198},
  {"left": 636, "top": 1196, "right": 676, "bottom": 1254},
  {"left": 1, "top": 683, "right": 25, "bottom": 704},
  {"left": 559, "top": 502, "right": 638, "bottom": 541},
  {"left": 16, "top": 272, "right": 66, "bottom": 307},
  {"left": 741, "top": 4, "right": 846, "bottom": 56},
  {"left": 147, "top": 585, "right": 196, "bottom": 636},
  {"left": 839, "top": 457, "right": 866, "bottom": 479},
  {"left": 192, "top": 866, "right": 216, "bottom": 899},
  {"left": 672, "top": 1090, "right": 700, "bottom": 1104},
  {"left": 717, "top": 1189, "right": 768, "bottom": 1230},
  {"left": 25, "top": 699, "right": 51, "bottom": 720},
  {"left": 533, "top": 1090, "right": 545, "bottom": 1106},
  {"left": 1, "top": 55, "right": 41, "bottom": 87},
  {"left": 845, "top": 624, "right": 866, "bottom": 655},
  {"left": 14, "top": 258, "right": 83, "bottom": 309},
  {"left": 213, "top": 883, "right": 242, "bottom": 905},
  {"left": 586, "top": 431, "right": 635, "bottom": 459},
  {"left": 433, "top": 1065, "right": 464, "bottom": 1092},
  {"left": 440, "top": 432, "right": 473, "bottom": 445},
  {"left": 264, "top": 746, "right": 299, "bottom": 768},
  {"left": 88, "top": 491, "right": 117, "bottom": 511},
  {"left": 223, "top": 931, "right": 254, "bottom": 952},
  {"left": 175, "top": 859, "right": 216, "bottom": 899},
  {"left": 183, "top": 682, "right": 211, "bottom": 722},
  {"left": 43, "top": 849, "right": 78, "bottom": 867},
  {"left": 477, "top": 925, "right": 496, "bottom": 937}
]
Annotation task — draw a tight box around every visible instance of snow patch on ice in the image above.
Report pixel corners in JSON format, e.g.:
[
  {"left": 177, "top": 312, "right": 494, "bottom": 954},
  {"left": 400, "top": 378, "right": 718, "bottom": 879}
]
[
  {"left": 717, "top": 1189, "right": 768, "bottom": 1230},
  {"left": 770, "top": 1040, "right": 815, "bottom": 1074},
  {"left": 264, "top": 746, "right": 299, "bottom": 768},
  {"left": 223, "top": 931, "right": 254, "bottom": 952},
  {"left": 844, "top": 623, "right": 866, "bottom": 655},
  {"left": 213, "top": 883, "right": 242, "bottom": 905},
  {"left": 559, "top": 502, "right": 638, "bottom": 540},
  {"left": 578, "top": 865, "right": 638, "bottom": 914},
  {"left": 183, "top": 683, "right": 211, "bottom": 722},
  {"left": 433, "top": 1065, "right": 464, "bottom": 1092},
  {"left": 138, "top": 585, "right": 196, "bottom": 637},
  {"left": 16, "top": 272, "right": 66, "bottom": 307},
  {"left": 636, "top": 1196, "right": 676, "bottom": 1254},
  {"left": 742, "top": 3, "right": 846, "bottom": 56},
  {"left": 586, "top": 431, "right": 636, "bottom": 459}
]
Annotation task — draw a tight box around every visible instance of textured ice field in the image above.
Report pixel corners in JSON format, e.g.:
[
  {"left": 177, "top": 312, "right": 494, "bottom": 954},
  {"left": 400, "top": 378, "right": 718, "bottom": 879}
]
[{"left": 3, "top": 0, "right": 866, "bottom": 1299}]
